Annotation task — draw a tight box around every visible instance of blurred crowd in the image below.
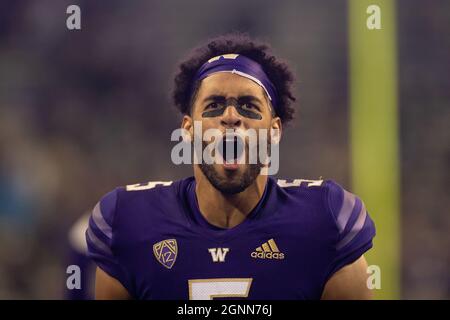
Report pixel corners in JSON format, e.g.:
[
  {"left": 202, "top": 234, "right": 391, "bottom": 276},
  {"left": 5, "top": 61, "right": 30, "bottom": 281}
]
[{"left": 0, "top": 0, "right": 448, "bottom": 298}]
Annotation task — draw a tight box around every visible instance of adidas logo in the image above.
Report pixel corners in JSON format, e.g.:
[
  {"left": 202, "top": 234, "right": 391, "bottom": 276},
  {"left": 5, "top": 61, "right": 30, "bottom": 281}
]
[{"left": 251, "top": 238, "right": 285, "bottom": 260}]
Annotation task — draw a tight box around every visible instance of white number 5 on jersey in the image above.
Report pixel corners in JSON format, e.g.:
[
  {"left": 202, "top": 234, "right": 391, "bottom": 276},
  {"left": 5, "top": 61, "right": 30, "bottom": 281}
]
[{"left": 188, "top": 278, "right": 253, "bottom": 300}]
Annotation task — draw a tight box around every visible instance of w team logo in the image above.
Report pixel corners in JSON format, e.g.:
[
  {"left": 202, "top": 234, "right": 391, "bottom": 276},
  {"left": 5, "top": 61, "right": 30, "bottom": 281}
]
[{"left": 153, "top": 239, "right": 178, "bottom": 269}]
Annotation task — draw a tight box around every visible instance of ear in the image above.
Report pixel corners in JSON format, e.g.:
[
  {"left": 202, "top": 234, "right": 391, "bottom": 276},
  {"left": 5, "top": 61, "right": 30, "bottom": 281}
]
[
  {"left": 270, "top": 116, "right": 282, "bottom": 144},
  {"left": 181, "top": 115, "right": 193, "bottom": 142}
]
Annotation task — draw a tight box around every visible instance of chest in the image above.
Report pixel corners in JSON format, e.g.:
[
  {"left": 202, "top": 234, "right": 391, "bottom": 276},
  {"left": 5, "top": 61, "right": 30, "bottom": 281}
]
[{"left": 118, "top": 221, "right": 331, "bottom": 300}]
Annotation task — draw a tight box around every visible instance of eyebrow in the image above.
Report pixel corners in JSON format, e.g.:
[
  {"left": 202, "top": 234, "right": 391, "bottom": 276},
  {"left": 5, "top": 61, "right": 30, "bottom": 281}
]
[
  {"left": 202, "top": 95, "right": 226, "bottom": 103},
  {"left": 202, "top": 94, "right": 264, "bottom": 105}
]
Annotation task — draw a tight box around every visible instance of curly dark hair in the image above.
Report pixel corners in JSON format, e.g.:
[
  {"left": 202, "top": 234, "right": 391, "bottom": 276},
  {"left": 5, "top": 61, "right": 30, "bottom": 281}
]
[{"left": 172, "top": 33, "right": 297, "bottom": 124}]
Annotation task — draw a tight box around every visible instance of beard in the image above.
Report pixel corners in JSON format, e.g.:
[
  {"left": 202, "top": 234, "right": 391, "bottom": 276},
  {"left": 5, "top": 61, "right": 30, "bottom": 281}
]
[
  {"left": 197, "top": 139, "right": 269, "bottom": 195},
  {"left": 199, "top": 161, "right": 262, "bottom": 195}
]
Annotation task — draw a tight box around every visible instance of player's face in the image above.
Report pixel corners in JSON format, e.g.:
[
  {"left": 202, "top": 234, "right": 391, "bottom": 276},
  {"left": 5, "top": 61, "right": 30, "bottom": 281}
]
[{"left": 183, "top": 72, "right": 281, "bottom": 194}]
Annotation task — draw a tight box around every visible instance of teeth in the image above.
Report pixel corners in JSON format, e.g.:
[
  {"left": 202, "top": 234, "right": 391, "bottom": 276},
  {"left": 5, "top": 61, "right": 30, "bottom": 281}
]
[{"left": 218, "top": 133, "right": 245, "bottom": 163}]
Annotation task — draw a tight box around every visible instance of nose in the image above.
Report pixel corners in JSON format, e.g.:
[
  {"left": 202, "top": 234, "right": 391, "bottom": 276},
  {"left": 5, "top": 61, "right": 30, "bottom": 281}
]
[{"left": 220, "top": 105, "right": 242, "bottom": 128}]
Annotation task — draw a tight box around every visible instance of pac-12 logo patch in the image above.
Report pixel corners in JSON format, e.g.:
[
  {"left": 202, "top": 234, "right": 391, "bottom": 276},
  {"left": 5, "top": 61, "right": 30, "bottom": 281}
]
[{"left": 153, "top": 239, "right": 178, "bottom": 269}]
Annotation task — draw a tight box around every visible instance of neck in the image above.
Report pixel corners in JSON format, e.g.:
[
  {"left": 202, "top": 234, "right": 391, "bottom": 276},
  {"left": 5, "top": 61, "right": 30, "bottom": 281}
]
[{"left": 193, "top": 166, "right": 267, "bottom": 229}]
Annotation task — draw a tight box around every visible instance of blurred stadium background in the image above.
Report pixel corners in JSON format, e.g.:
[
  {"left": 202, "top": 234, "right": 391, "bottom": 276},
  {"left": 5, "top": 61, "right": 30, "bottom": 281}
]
[{"left": 0, "top": 0, "right": 448, "bottom": 299}]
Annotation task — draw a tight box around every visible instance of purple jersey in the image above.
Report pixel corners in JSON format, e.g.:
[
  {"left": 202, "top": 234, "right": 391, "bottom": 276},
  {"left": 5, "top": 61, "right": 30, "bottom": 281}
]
[{"left": 86, "top": 177, "right": 375, "bottom": 300}]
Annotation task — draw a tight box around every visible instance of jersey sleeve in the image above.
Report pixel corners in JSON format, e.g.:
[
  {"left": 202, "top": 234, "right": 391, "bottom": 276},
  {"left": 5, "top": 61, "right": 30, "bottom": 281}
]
[
  {"left": 324, "top": 180, "right": 376, "bottom": 280},
  {"left": 85, "top": 188, "right": 129, "bottom": 289}
]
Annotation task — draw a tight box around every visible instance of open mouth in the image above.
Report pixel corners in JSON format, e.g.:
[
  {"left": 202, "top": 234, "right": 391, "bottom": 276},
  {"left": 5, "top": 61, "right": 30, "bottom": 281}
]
[{"left": 217, "top": 133, "right": 245, "bottom": 167}]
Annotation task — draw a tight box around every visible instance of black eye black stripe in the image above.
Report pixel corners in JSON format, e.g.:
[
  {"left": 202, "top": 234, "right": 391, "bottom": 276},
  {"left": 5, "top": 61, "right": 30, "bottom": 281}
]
[{"left": 201, "top": 98, "right": 262, "bottom": 120}]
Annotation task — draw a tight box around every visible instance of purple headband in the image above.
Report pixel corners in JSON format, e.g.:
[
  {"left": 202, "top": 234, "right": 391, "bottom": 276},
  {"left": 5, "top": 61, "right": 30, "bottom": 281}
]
[{"left": 191, "top": 54, "right": 279, "bottom": 114}]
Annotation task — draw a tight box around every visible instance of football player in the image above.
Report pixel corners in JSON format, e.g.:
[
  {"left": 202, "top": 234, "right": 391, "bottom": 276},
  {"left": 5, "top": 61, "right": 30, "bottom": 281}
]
[{"left": 86, "top": 33, "right": 375, "bottom": 300}]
